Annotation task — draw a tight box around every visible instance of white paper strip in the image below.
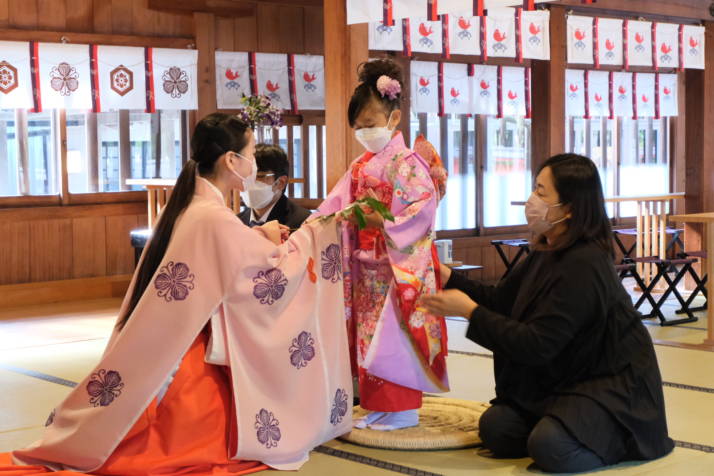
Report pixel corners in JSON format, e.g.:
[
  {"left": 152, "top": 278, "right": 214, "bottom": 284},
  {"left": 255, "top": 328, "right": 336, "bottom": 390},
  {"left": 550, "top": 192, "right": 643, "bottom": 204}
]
[
  {"left": 565, "top": 69, "right": 585, "bottom": 117},
  {"left": 152, "top": 48, "right": 198, "bottom": 110},
  {"left": 486, "top": 8, "right": 516, "bottom": 59},
  {"left": 682, "top": 25, "right": 705, "bottom": 70},
  {"left": 38, "top": 43, "right": 92, "bottom": 110},
  {"left": 442, "top": 62, "right": 471, "bottom": 115},
  {"left": 0, "top": 41, "right": 33, "bottom": 109},
  {"left": 625, "top": 20, "right": 652, "bottom": 67},
  {"left": 472, "top": 64, "right": 498, "bottom": 115},
  {"left": 597, "top": 18, "right": 623, "bottom": 66},
  {"left": 215, "top": 51, "right": 251, "bottom": 110},
  {"left": 96, "top": 45, "right": 146, "bottom": 111},
  {"left": 410, "top": 60, "right": 439, "bottom": 114},
  {"left": 612, "top": 71, "right": 633, "bottom": 118},
  {"left": 636, "top": 72, "right": 656, "bottom": 118},
  {"left": 501, "top": 66, "right": 525, "bottom": 116},
  {"left": 587, "top": 70, "right": 609, "bottom": 117},
  {"left": 521, "top": 10, "right": 550, "bottom": 60},
  {"left": 448, "top": 14, "right": 480, "bottom": 56},
  {"left": 659, "top": 73, "right": 678, "bottom": 117},
  {"left": 255, "top": 53, "right": 291, "bottom": 111},
  {"left": 368, "top": 21, "right": 405, "bottom": 51},
  {"left": 411, "top": 19, "right": 443, "bottom": 54},
  {"left": 294, "top": 54, "right": 325, "bottom": 111},
  {"left": 567, "top": 15, "right": 594, "bottom": 65},
  {"left": 654, "top": 23, "right": 679, "bottom": 69}
]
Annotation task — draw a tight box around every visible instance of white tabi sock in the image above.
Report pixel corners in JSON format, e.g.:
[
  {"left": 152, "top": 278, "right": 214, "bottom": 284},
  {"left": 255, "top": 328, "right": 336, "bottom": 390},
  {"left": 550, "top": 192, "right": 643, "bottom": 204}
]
[{"left": 368, "top": 409, "right": 419, "bottom": 431}]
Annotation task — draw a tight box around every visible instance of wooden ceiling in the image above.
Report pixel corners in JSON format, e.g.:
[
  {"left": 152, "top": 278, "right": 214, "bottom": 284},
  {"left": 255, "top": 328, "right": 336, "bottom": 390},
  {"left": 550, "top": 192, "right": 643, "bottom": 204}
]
[{"left": 148, "top": 0, "right": 322, "bottom": 17}]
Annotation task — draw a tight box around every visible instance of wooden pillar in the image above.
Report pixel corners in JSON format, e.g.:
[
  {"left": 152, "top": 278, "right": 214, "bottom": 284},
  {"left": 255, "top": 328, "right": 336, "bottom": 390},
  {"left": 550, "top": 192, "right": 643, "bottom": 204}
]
[
  {"left": 194, "top": 12, "right": 216, "bottom": 121},
  {"left": 530, "top": 5, "right": 566, "bottom": 173},
  {"left": 683, "top": 21, "right": 714, "bottom": 255},
  {"left": 323, "top": 0, "right": 368, "bottom": 192}
]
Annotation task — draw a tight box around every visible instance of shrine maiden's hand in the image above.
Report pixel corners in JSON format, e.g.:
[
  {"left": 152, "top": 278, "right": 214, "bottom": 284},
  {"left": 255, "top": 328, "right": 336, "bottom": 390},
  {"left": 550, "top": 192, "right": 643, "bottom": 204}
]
[
  {"left": 254, "top": 220, "right": 283, "bottom": 245},
  {"left": 420, "top": 290, "right": 478, "bottom": 319},
  {"left": 279, "top": 224, "right": 290, "bottom": 243}
]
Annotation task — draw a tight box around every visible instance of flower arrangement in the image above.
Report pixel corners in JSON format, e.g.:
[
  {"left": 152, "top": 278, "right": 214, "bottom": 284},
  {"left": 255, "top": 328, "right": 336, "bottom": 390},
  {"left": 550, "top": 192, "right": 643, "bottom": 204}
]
[{"left": 237, "top": 94, "right": 283, "bottom": 130}]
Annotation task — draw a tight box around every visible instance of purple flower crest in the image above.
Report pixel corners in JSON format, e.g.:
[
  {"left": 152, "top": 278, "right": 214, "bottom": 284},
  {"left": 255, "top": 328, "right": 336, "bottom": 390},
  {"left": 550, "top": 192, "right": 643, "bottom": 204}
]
[
  {"left": 87, "top": 369, "right": 124, "bottom": 407},
  {"left": 253, "top": 268, "right": 288, "bottom": 305},
  {"left": 289, "top": 331, "right": 316, "bottom": 369},
  {"left": 330, "top": 388, "right": 349, "bottom": 426},
  {"left": 154, "top": 261, "right": 195, "bottom": 302},
  {"left": 321, "top": 244, "right": 342, "bottom": 283},
  {"left": 255, "top": 408, "right": 281, "bottom": 449}
]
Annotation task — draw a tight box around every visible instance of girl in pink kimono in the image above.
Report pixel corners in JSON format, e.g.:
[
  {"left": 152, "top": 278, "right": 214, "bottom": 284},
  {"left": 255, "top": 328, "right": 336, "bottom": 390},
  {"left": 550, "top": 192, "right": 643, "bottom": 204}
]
[
  {"left": 317, "top": 59, "right": 449, "bottom": 431},
  {"left": 1, "top": 114, "right": 352, "bottom": 474}
]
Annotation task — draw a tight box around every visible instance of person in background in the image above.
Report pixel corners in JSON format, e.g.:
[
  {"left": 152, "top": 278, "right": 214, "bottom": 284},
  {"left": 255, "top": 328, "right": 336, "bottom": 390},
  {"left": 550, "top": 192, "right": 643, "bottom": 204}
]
[
  {"left": 421, "top": 154, "right": 673, "bottom": 473},
  {"left": 238, "top": 144, "right": 311, "bottom": 231}
]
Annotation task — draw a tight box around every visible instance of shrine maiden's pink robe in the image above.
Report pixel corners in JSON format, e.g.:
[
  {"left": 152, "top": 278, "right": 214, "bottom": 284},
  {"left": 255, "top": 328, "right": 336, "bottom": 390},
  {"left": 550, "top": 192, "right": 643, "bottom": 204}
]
[
  {"left": 317, "top": 133, "right": 448, "bottom": 412},
  {"left": 8, "top": 177, "right": 352, "bottom": 472}
]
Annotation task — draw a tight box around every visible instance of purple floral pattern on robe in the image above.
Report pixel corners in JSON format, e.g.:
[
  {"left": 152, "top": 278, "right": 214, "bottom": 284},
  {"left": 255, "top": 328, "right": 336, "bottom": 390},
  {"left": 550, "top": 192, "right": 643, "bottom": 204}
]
[
  {"left": 252, "top": 268, "right": 288, "bottom": 305},
  {"left": 154, "top": 261, "right": 195, "bottom": 302},
  {"left": 45, "top": 409, "right": 55, "bottom": 427},
  {"left": 87, "top": 369, "right": 124, "bottom": 407},
  {"left": 330, "top": 388, "right": 349, "bottom": 426},
  {"left": 255, "top": 408, "right": 281, "bottom": 449},
  {"left": 321, "top": 244, "right": 342, "bottom": 283},
  {"left": 289, "top": 331, "right": 316, "bottom": 369}
]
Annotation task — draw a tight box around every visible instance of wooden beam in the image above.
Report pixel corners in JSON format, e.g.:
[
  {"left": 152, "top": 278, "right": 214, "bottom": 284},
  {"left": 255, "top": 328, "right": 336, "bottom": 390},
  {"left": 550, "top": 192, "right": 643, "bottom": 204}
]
[
  {"left": 530, "top": 5, "right": 566, "bottom": 172},
  {"left": 148, "top": 0, "right": 255, "bottom": 17},
  {"left": 194, "top": 12, "right": 217, "bottom": 121},
  {"left": 323, "top": 0, "right": 368, "bottom": 192},
  {"left": 555, "top": 0, "right": 714, "bottom": 22},
  {"left": 0, "top": 28, "right": 193, "bottom": 48}
]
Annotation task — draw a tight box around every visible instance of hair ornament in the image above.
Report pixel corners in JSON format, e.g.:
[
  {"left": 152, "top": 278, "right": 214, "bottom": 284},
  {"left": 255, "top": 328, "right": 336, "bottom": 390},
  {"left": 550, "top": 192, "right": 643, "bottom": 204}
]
[{"left": 376, "top": 75, "right": 401, "bottom": 100}]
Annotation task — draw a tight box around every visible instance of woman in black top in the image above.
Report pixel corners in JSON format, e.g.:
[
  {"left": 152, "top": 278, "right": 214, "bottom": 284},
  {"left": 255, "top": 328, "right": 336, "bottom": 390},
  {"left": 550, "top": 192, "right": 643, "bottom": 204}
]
[{"left": 421, "top": 154, "right": 673, "bottom": 473}]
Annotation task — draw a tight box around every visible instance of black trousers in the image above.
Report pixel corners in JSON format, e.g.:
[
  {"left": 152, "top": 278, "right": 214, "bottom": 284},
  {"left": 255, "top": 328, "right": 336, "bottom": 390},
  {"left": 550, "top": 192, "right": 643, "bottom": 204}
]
[{"left": 478, "top": 404, "right": 605, "bottom": 473}]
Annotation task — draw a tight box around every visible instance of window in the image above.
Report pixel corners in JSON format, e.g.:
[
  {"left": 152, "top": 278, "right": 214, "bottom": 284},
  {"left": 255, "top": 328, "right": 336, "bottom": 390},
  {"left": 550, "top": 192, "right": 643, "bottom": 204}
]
[
  {"left": 0, "top": 109, "right": 187, "bottom": 199},
  {"left": 410, "top": 112, "right": 529, "bottom": 231},
  {"left": 565, "top": 117, "right": 670, "bottom": 217},
  {"left": 272, "top": 118, "right": 327, "bottom": 200}
]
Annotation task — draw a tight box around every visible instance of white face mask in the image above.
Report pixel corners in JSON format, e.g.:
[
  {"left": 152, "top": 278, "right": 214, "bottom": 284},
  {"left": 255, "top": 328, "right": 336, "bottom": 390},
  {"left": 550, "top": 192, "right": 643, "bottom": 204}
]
[
  {"left": 241, "top": 179, "right": 279, "bottom": 210},
  {"left": 230, "top": 152, "right": 257, "bottom": 191},
  {"left": 354, "top": 114, "right": 394, "bottom": 153},
  {"left": 525, "top": 192, "right": 566, "bottom": 236}
]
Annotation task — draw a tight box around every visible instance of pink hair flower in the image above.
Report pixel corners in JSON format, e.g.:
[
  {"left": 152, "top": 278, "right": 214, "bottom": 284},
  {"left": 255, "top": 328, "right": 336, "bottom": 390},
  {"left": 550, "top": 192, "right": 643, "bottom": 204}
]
[{"left": 376, "top": 75, "right": 401, "bottom": 100}]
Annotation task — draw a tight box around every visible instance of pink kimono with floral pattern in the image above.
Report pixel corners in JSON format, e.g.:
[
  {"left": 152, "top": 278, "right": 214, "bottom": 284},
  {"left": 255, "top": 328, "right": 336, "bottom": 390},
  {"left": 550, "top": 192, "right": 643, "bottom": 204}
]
[{"left": 317, "top": 133, "right": 448, "bottom": 412}]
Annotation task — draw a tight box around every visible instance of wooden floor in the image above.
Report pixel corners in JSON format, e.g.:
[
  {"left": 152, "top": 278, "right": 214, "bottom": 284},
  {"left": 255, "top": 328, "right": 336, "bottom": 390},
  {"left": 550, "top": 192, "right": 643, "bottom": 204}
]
[{"left": 1, "top": 286, "right": 714, "bottom": 475}]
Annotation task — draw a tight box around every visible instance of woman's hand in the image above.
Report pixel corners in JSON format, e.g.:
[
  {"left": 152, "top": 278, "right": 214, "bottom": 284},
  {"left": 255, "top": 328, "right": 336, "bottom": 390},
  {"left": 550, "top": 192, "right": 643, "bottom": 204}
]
[
  {"left": 278, "top": 224, "right": 290, "bottom": 243},
  {"left": 255, "top": 221, "right": 283, "bottom": 245},
  {"left": 339, "top": 204, "right": 384, "bottom": 229},
  {"left": 420, "top": 290, "right": 478, "bottom": 319}
]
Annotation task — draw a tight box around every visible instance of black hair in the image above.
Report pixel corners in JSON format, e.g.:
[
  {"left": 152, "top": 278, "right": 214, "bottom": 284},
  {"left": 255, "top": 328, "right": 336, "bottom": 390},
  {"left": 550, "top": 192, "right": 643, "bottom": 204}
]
[
  {"left": 255, "top": 143, "right": 290, "bottom": 179},
  {"left": 116, "top": 113, "right": 251, "bottom": 331},
  {"left": 536, "top": 153, "right": 614, "bottom": 257},
  {"left": 348, "top": 58, "right": 403, "bottom": 127}
]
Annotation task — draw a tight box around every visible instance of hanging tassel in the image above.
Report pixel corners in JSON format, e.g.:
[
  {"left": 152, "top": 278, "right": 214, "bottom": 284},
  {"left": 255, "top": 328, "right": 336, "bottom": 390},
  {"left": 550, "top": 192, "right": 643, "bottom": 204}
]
[
  {"left": 442, "top": 14, "right": 451, "bottom": 59},
  {"left": 497, "top": 65, "right": 503, "bottom": 119},
  {"left": 516, "top": 8, "right": 524, "bottom": 63},
  {"left": 593, "top": 17, "right": 600, "bottom": 69},
  {"left": 632, "top": 72, "right": 638, "bottom": 120},
  {"left": 678, "top": 24, "right": 685, "bottom": 72},
  {"left": 383, "top": 0, "right": 394, "bottom": 27},
  {"left": 438, "top": 62, "right": 445, "bottom": 117},
  {"left": 481, "top": 12, "right": 488, "bottom": 62},
  {"left": 608, "top": 71, "right": 614, "bottom": 119},
  {"left": 90, "top": 45, "right": 100, "bottom": 113},
  {"left": 623, "top": 20, "right": 630, "bottom": 71},
  {"left": 427, "top": 0, "right": 439, "bottom": 22},
  {"left": 248, "top": 52, "right": 258, "bottom": 96},
  {"left": 652, "top": 23, "right": 659, "bottom": 71},
  {"left": 473, "top": 0, "right": 484, "bottom": 17},
  {"left": 523, "top": 0, "right": 535, "bottom": 10},
  {"left": 584, "top": 70, "right": 590, "bottom": 119},
  {"left": 30, "top": 41, "right": 41, "bottom": 113},
  {"left": 402, "top": 19, "right": 412, "bottom": 57},
  {"left": 654, "top": 73, "right": 661, "bottom": 120},
  {"left": 287, "top": 54, "right": 298, "bottom": 114},
  {"left": 145, "top": 47, "right": 155, "bottom": 113},
  {"left": 525, "top": 67, "right": 532, "bottom": 119}
]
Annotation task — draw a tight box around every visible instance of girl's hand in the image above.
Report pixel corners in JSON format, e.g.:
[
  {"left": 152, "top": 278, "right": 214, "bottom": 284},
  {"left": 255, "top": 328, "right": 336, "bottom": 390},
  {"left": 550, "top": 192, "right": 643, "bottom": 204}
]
[
  {"left": 340, "top": 204, "right": 384, "bottom": 229},
  {"left": 420, "top": 290, "right": 478, "bottom": 319},
  {"left": 439, "top": 263, "right": 452, "bottom": 284},
  {"left": 255, "top": 220, "right": 283, "bottom": 245},
  {"left": 279, "top": 224, "right": 290, "bottom": 243}
]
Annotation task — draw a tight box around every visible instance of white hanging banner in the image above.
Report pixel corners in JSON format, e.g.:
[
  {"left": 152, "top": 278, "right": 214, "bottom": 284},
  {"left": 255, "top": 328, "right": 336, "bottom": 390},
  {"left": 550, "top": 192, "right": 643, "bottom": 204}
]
[
  {"left": 151, "top": 48, "right": 198, "bottom": 110},
  {"left": 565, "top": 69, "right": 585, "bottom": 117},
  {"left": 486, "top": 8, "right": 516, "bottom": 59},
  {"left": 587, "top": 70, "right": 609, "bottom": 117},
  {"left": 96, "top": 45, "right": 146, "bottom": 111},
  {"left": 625, "top": 20, "right": 652, "bottom": 68},
  {"left": 254, "top": 53, "right": 291, "bottom": 111},
  {"left": 567, "top": 15, "right": 594, "bottom": 65},
  {"left": 448, "top": 14, "right": 481, "bottom": 55},
  {"left": 411, "top": 19, "right": 443, "bottom": 54},
  {"left": 597, "top": 18, "right": 623, "bottom": 66},
  {"left": 658, "top": 73, "right": 678, "bottom": 117},
  {"left": 654, "top": 23, "right": 679, "bottom": 70},
  {"left": 636, "top": 72, "right": 656, "bottom": 117},
  {"left": 612, "top": 71, "right": 633, "bottom": 118},
  {"left": 369, "top": 21, "right": 405, "bottom": 51},
  {"left": 293, "top": 54, "right": 325, "bottom": 111},
  {"left": 215, "top": 51, "right": 251, "bottom": 109},
  {"left": 38, "top": 43, "right": 92, "bottom": 110},
  {"left": 682, "top": 25, "right": 705, "bottom": 70},
  {"left": 521, "top": 10, "right": 550, "bottom": 60},
  {"left": 0, "top": 41, "right": 33, "bottom": 109},
  {"left": 472, "top": 64, "right": 498, "bottom": 115},
  {"left": 442, "top": 62, "right": 471, "bottom": 115},
  {"left": 411, "top": 60, "right": 439, "bottom": 113},
  {"left": 501, "top": 66, "right": 525, "bottom": 116}
]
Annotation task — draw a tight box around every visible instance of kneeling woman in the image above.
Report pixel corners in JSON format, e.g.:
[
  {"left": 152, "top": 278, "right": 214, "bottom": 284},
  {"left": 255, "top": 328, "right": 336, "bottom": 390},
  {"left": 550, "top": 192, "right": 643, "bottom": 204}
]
[
  {"left": 1, "top": 114, "right": 352, "bottom": 475},
  {"left": 422, "top": 154, "right": 673, "bottom": 473}
]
